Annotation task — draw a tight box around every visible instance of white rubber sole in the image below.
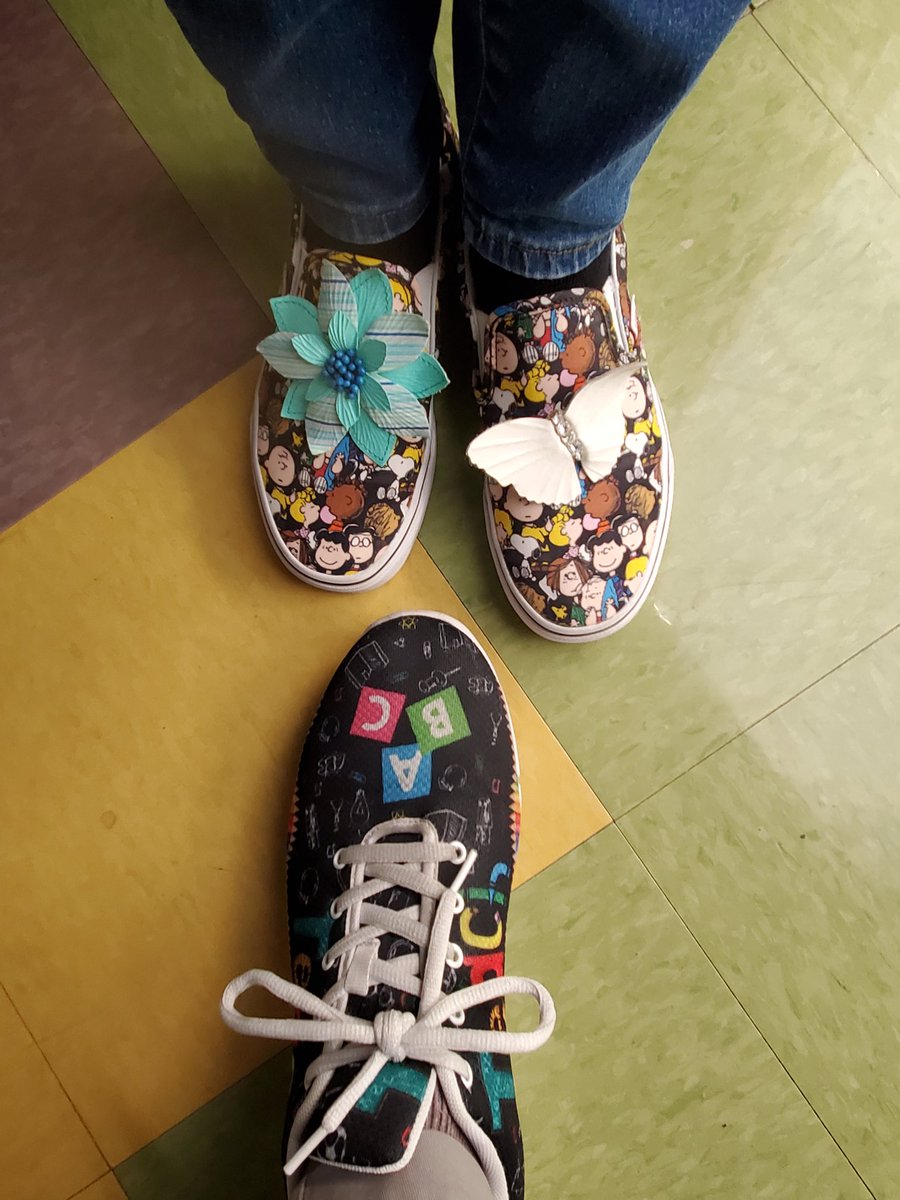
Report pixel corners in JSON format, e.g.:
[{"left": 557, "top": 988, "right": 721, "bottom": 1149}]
[{"left": 482, "top": 403, "right": 675, "bottom": 644}]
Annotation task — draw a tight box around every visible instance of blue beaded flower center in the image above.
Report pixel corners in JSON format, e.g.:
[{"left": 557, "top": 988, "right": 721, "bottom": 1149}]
[{"left": 323, "top": 349, "right": 367, "bottom": 397}]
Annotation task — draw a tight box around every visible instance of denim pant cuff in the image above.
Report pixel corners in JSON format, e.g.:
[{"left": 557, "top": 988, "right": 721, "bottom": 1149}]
[
  {"left": 293, "top": 172, "right": 436, "bottom": 246},
  {"left": 464, "top": 205, "right": 615, "bottom": 279}
]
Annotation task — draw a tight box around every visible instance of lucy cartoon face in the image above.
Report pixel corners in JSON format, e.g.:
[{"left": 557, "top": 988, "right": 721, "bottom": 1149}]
[
  {"left": 590, "top": 532, "right": 627, "bottom": 574},
  {"left": 506, "top": 486, "right": 544, "bottom": 524},
  {"left": 265, "top": 444, "right": 296, "bottom": 488},
  {"left": 616, "top": 515, "right": 643, "bottom": 553},
  {"left": 314, "top": 533, "right": 351, "bottom": 572},
  {"left": 622, "top": 374, "right": 649, "bottom": 420},
  {"left": 493, "top": 331, "right": 519, "bottom": 376}
]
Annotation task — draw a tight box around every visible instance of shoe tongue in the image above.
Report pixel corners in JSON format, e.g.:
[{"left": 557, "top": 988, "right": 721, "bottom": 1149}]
[
  {"left": 308, "top": 882, "right": 437, "bottom": 1172},
  {"left": 480, "top": 287, "right": 620, "bottom": 396},
  {"left": 299, "top": 247, "right": 420, "bottom": 314},
  {"left": 309, "top": 1053, "right": 436, "bottom": 1171}
]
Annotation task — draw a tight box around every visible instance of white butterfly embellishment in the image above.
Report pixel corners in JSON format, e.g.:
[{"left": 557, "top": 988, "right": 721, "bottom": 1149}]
[{"left": 467, "top": 362, "right": 646, "bottom": 506}]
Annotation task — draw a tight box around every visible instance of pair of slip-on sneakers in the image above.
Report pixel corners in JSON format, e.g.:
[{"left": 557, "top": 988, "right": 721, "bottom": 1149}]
[{"left": 253, "top": 188, "right": 672, "bottom": 644}]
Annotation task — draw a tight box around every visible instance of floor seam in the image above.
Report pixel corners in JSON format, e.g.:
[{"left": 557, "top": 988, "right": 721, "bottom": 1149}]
[
  {"left": 617, "top": 617, "right": 900, "bottom": 822},
  {"left": 613, "top": 833, "right": 880, "bottom": 1199},
  {"left": 1, "top": 979, "right": 111, "bottom": 1171},
  {"left": 751, "top": 12, "right": 900, "bottom": 207}
]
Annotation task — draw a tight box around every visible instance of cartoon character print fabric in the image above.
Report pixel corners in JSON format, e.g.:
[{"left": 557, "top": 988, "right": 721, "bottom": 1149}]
[
  {"left": 256, "top": 249, "right": 431, "bottom": 579},
  {"left": 478, "top": 227, "right": 669, "bottom": 632},
  {"left": 285, "top": 615, "right": 526, "bottom": 1198}
]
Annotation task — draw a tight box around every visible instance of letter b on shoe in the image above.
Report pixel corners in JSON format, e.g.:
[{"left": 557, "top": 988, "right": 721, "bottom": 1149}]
[{"left": 406, "top": 687, "right": 471, "bottom": 752}]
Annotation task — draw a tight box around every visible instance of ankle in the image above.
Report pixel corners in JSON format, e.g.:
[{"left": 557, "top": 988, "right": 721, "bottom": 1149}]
[{"left": 469, "top": 240, "right": 613, "bottom": 312}]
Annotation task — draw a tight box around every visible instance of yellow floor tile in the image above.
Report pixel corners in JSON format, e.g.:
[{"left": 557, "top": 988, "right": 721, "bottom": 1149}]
[
  {"left": 72, "top": 1175, "right": 128, "bottom": 1200},
  {"left": 0, "top": 361, "right": 607, "bottom": 1165},
  {"left": 0, "top": 987, "right": 107, "bottom": 1200}
]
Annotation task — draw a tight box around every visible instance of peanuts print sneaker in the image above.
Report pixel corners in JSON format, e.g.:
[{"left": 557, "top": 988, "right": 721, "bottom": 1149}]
[
  {"left": 252, "top": 210, "right": 448, "bottom": 591},
  {"left": 465, "top": 226, "right": 674, "bottom": 642},
  {"left": 221, "top": 613, "right": 555, "bottom": 1200}
]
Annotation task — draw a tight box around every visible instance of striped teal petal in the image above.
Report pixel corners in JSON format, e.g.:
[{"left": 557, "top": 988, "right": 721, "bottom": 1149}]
[
  {"left": 359, "top": 339, "right": 387, "bottom": 372},
  {"left": 305, "top": 416, "right": 343, "bottom": 457},
  {"left": 380, "top": 352, "right": 448, "bottom": 399},
  {"left": 351, "top": 268, "right": 394, "bottom": 336},
  {"left": 328, "top": 311, "right": 358, "bottom": 352},
  {"left": 364, "top": 393, "right": 430, "bottom": 438},
  {"left": 365, "top": 312, "right": 429, "bottom": 369},
  {"left": 257, "top": 332, "right": 322, "bottom": 380},
  {"left": 269, "top": 295, "right": 320, "bottom": 336},
  {"left": 349, "top": 409, "right": 394, "bottom": 466},
  {"left": 317, "top": 261, "right": 358, "bottom": 333},
  {"left": 281, "top": 379, "right": 312, "bottom": 421},
  {"left": 292, "top": 331, "right": 331, "bottom": 365}
]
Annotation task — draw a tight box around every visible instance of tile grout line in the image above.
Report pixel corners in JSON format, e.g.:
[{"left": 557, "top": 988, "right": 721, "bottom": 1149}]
[
  {"left": 612, "top": 831, "right": 880, "bottom": 1198},
  {"left": 617, "top": 617, "right": 900, "bottom": 823},
  {"left": 751, "top": 12, "right": 900, "bottom": 207},
  {"left": 66, "top": 1172, "right": 120, "bottom": 1200},
  {"left": 43, "top": 0, "right": 271, "bottom": 319},
  {"left": 0, "top": 979, "right": 112, "bottom": 1171}
]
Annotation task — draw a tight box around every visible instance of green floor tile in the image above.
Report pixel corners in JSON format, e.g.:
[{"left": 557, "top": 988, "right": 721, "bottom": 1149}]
[
  {"left": 509, "top": 828, "right": 871, "bottom": 1200},
  {"left": 421, "top": 15, "right": 900, "bottom": 815},
  {"left": 621, "top": 627, "right": 900, "bottom": 1198},
  {"left": 755, "top": 0, "right": 900, "bottom": 195},
  {"left": 115, "top": 1052, "right": 290, "bottom": 1200}
]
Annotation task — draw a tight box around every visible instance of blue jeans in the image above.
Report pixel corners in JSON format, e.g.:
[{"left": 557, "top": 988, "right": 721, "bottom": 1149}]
[{"left": 167, "top": 0, "right": 745, "bottom": 276}]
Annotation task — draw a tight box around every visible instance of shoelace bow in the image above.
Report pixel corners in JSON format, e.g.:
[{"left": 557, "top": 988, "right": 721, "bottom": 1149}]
[{"left": 221, "top": 818, "right": 555, "bottom": 1183}]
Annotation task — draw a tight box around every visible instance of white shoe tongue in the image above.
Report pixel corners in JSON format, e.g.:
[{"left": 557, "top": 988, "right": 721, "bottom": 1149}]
[{"left": 309, "top": 1058, "right": 436, "bottom": 1171}]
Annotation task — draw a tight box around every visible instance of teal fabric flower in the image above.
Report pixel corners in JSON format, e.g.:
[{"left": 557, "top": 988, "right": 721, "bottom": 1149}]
[{"left": 257, "top": 262, "right": 449, "bottom": 466}]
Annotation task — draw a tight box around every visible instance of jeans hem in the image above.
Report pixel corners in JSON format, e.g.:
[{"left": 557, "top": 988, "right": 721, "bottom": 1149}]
[
  {"left": 464, "top": 210, "right": 616, "bottom": 278},
  {"left": 293, "top": 174, "right": 436, "bottom": 245}
]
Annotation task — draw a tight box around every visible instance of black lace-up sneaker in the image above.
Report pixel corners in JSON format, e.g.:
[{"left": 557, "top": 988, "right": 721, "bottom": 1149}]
[{"left": 221, "top": 612, "right": 555, "bottom": 1200}]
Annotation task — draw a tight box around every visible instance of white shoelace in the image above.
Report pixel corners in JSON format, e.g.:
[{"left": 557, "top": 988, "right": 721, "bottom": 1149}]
[{"left": 221, "top": 818, "right": 555, "bottom": 1195}]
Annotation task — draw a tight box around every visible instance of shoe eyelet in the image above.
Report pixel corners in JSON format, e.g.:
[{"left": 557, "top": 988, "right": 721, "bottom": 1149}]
[
  {"left": 321, "top": 951, "right": 334, "bottom": 971},
  {"left": 446, "top": 943, "right": 463, "bottom": 969},
  {"left": 453, "top": 893, "right": 465, "bottom": 915},
  {"left": 462, "top": 1063, "right": 474, "bottom": 1089},
  {"left": 329, "top": 899, "right": 341, "bottom": 920},
  {"left": 332, "top": 849, "right": 345, "bottom": 869},
  {"left": 449, "top": 1010, "right": 466, "bottom": 1028},
  {"left": 449, "top": 841, "right": 467, "bottom": 865}
]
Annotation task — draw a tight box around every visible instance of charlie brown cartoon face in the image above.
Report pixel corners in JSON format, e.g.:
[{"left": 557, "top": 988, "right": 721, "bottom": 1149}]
[
  {"left": 505, "top": 486, "right": 544, "bottom": 525},
  {"left": 591, "top": 533, "right": 627, "bottom": 575},
  {"left": 622, "top": 375, "right": 648, "bottom": 420},
  {"left": 493, "top": 331, "right": 519, "bottom": 376},
  {"left": 265, "top": 445, "right": 296, "bottom": 488},
  {"left": 616, "top": 515, "right": 643, "bottom": 553}
]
